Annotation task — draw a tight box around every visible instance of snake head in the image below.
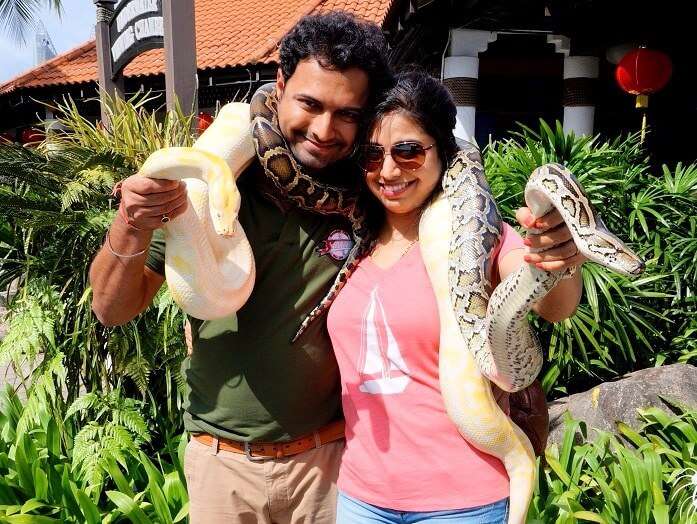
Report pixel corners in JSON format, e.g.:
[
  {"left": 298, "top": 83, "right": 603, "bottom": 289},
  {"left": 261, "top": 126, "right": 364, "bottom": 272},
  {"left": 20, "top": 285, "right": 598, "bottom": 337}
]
[
  {"left": 208, "top": 174, "right": 241, "bottom": 236},
  {"left": 614, "top": 249, "right": 646, "bottom": 276},
  {"left": 201, "top": 153, "right": 240, "bottom": 237}
]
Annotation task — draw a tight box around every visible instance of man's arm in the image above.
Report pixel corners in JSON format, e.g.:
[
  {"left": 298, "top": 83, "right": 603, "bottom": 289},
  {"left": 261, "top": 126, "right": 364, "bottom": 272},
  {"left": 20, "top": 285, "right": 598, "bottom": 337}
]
[{"left": 90, "top": 175, "right": 187, "bottom": 326}]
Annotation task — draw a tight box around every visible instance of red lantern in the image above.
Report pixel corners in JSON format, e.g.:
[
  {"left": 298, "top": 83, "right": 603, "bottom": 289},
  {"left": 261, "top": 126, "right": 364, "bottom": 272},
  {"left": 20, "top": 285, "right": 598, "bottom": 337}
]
[
  {"left": 0, "top": 132, "right": 14, "bottom": 144},
  {"left": 20, "top": 127, "right": 44, "bottom": 145},
  {"left": 615, "top": 47, "right": 672, "bottom": 143},
  {"left": 197, "top": 112, "right": 214, "bottom": 135},
  {"left": 615, "top": 47, "right": 672, "bottom": 108}
]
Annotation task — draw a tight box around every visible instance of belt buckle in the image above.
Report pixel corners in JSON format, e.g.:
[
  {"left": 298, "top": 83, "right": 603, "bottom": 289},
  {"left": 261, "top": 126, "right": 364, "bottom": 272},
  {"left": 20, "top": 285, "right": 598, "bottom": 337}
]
[{"left": 243, "top": 442, "right": 267, "bottom": 462}]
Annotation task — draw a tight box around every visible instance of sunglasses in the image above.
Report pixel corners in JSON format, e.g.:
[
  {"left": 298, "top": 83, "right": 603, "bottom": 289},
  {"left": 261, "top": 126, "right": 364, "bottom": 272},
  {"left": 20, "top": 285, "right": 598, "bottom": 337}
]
[{"left": 359, "top": 142, "right": 434, "bottom": 173}]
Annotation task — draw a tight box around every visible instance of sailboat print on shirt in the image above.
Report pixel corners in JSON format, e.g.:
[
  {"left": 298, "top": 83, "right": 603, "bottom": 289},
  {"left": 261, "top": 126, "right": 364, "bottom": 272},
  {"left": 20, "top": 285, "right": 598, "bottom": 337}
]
[{"left": 358, "top": 287, "right": 411, "bottom": 395}]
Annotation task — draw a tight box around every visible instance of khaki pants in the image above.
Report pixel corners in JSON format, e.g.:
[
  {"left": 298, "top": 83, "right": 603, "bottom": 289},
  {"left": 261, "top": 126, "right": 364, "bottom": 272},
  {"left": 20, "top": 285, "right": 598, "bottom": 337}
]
[{"left": 184, "top": 436, "right": 344, "bottom": 523}]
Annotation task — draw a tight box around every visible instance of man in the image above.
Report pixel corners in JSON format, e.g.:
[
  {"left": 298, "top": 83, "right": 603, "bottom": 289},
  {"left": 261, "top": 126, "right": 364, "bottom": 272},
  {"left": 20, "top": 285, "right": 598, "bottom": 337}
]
[{"left": 90, "top": 12, "right": 391, "bottom": 524}]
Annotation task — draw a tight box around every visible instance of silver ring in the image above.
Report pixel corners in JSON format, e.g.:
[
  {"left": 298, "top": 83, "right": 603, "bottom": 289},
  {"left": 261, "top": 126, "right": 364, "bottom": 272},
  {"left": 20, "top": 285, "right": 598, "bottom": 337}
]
[{"left": 161, "top": 214, "right": 170, "bottom": 223}]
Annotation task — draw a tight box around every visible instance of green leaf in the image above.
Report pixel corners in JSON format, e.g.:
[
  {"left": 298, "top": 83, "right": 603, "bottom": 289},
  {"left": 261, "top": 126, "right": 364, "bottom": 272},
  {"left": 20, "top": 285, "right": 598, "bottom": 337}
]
[
  {"left": 30, "top": 463, "right": 47, "bottom": 501},
  {"left": 44, "top": 419, "right": 60, "bottom": 458},
  {"left": 573, "top": 510, "right": 606, "bottom": 523},
  {"left": 59, "top": 471, "right": 81, "bottom": 520},
  {"left": 105, "top": 491, "right": 153, "bottom": 524},
  {"left": 18, "top": 499, "right": 48, "bottom": 514},
  {"left": 172, "top": 501, "right": 189, "bottom": 523},
  {"left": 72, "top": 486, "right": 101, "bottom": 524},
  {"left": 651, "top": 504, "right": 669, "bottom": 524},
  {"left": 0, "top": 516, "right": 62, "bottom": 523},
  {"left": 545, "top": 453, "right": 572, "bottom": 487},
  {"left": 103, "top": 459, "right": 134, "bottom": 497},
  {"left": 13, "top": 436, "right": 34, "bottom": 495},
  {"left": 139, "top": 453, "right": 171, "bottom": 524},
  {"left": 617, "top": 422, "right": 647, "bottom": 448}
]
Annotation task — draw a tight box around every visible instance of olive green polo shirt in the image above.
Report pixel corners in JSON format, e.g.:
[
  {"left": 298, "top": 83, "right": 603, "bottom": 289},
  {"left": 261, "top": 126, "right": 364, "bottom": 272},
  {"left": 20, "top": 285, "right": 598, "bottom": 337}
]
[{"left": 146, "top": 161, "right": 351, "bottom": 442}]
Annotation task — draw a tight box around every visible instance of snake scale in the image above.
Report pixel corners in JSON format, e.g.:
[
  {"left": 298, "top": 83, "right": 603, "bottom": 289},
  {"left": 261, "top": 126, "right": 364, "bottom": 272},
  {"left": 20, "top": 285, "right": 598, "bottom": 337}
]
[{"left": 137, "top": 83, "right": 644, "bottom": 524}]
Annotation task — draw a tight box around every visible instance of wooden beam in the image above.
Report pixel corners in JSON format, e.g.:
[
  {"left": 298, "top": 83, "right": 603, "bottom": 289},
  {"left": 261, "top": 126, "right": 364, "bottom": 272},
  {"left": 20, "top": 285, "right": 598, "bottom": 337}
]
[
  {"left": 94, "top": 0, "right": 123, "bottom": 124},
  {"left": 163, "top": 0, "right": 198, "bottom": 116}
]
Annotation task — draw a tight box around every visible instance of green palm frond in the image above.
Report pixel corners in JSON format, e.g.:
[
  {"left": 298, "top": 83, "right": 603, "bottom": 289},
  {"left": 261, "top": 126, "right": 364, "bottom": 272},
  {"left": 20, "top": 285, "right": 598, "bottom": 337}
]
[
  {"left": 48, "top": 91, "right": 195, "bottom": 167},
  {"left": 15, "top": 352, "right": 66, "bottom": 437},
  {"left": 0, "top": 0, "right": 61, "bottom": 43}
]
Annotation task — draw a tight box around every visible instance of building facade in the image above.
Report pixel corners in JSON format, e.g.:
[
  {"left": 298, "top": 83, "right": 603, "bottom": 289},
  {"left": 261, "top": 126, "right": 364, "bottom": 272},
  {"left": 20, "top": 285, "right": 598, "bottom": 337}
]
[{"left": 0, "top": 0, "right": 691, "bottom": 165}]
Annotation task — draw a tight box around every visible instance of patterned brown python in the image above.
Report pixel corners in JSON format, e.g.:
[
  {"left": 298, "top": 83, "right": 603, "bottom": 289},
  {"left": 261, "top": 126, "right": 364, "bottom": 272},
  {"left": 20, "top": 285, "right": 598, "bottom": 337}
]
[{"left": 250, "top": 83, "right": 369, "bottom": 341}]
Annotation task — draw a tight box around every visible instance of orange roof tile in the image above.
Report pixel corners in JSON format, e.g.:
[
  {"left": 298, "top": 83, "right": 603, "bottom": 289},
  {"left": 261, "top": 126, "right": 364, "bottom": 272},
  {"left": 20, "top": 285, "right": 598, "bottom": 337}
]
[{"left": 0, "top": 0, "right": 395, "bottom": 95}]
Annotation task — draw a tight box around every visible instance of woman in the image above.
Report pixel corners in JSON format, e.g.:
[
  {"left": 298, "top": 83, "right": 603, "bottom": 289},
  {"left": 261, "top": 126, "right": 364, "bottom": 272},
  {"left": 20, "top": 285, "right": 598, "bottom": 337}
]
[{"left": 327, "top": 70, "right": 585, "bottom": 523}]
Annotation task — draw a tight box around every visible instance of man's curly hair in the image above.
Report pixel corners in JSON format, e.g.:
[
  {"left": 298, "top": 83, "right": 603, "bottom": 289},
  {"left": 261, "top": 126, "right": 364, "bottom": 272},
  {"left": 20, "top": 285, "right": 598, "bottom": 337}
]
[{"left": 279, "top": 11, "right": 391, "bottom": 100}]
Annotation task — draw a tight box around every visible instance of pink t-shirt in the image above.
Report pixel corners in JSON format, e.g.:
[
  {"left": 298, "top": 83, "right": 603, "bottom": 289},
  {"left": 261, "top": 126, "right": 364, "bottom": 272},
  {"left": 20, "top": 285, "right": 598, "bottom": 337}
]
[{"left": 327, "top": 222, "right": 524, "bottom": 511}]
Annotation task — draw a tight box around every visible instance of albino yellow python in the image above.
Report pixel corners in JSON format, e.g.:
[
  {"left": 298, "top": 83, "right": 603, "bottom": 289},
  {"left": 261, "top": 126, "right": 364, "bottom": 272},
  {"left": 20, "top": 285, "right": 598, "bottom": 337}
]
[
  {"left": 137, "top": 103, "right": 257, "bottom": 320},
  {"left": 138, "top": 84, "right": 644, "bottom": 524}
]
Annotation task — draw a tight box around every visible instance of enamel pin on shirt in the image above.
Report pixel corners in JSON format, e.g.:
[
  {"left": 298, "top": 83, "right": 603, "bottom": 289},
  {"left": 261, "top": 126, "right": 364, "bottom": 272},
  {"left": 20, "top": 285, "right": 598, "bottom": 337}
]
[{"left": 317, "top": 229, "right": 353, "bottom": 261}]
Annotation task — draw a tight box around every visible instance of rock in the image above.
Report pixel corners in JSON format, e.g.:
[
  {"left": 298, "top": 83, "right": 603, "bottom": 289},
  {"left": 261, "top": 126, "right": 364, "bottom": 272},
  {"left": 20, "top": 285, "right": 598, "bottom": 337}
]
[{"left": 547, "top": 364, "right": 697, "bottom": 445}]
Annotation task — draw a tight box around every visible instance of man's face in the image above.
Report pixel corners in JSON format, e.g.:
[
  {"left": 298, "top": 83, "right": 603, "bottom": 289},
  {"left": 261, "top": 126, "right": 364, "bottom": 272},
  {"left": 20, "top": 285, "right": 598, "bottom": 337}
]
[{"left": 276, "top": 58, "right": 370, "bottom": 171}]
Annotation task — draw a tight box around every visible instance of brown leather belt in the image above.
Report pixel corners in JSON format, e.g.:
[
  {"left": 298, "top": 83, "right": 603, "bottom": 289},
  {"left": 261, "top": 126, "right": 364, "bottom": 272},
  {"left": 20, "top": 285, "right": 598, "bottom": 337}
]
[{"left": 193, "top": 420, "right": 345, "bottom": 461}]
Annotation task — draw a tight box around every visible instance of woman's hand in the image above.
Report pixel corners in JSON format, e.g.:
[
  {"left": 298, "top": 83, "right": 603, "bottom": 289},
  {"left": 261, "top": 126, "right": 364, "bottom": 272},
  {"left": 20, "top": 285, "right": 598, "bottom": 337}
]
[{"left": 515, "top": 207, "right": 587, "bottom": 272}]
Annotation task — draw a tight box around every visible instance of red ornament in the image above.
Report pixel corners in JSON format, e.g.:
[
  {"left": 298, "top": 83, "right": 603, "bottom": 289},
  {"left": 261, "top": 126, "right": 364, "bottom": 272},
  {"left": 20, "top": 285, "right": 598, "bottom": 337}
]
[
  {"left": 197, "top": 112, "right": 214, "bottom": 135},
  {"left": 615, "top": 48, "right": 672, "bottom": 106},
  {"left": 615, "top": 48, "right": 672, "bottom": 143},
  {"left": 20, "top": 127, "right": 44, "bottom": 145},
  {"left": 0, "top": 132, "right": 14, "bottom": 144}
]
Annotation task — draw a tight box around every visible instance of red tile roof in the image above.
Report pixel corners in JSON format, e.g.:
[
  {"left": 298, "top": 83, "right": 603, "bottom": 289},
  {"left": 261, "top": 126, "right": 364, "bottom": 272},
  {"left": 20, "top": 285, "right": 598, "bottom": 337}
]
[{"left": 0, "top": 0, "right": 395, "bottom": 95}]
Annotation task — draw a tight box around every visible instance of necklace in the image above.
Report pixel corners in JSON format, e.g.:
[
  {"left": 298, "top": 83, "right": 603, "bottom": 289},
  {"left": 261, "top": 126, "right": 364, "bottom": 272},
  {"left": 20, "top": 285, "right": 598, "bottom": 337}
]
[
  {"left": 371, "top": 213, "right": 420, "bottom": 262},
  {"left": 371, "top": 232, "right": 419, "bottom": 261},
  {"left": 397, "top": 237, "right": 418, "bottom": 259}
]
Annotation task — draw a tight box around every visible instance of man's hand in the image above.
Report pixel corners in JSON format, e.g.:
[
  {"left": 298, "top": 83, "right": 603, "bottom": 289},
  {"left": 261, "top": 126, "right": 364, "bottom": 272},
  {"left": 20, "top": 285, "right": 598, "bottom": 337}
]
[
  {"left": 515, "top": 207, "right": 587, "bottom": 272},
  {"left": 118, "top": 175, "right": 188, "bottom": 231}
]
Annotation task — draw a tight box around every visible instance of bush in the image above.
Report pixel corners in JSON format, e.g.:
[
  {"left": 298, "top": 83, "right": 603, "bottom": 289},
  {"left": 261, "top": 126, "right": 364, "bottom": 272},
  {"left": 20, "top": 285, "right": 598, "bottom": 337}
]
[
  {"left": 484, "top": 121, "right": 697, "bottom": 396},
  {"left": 0, "top": 385, "right": 189, "bottom": 523},
  {"left": 530, "top": 400, "right": 697, "bottom": 523},
  {"left": 0, "top": 94, "right": 191, "bottom": 435}
]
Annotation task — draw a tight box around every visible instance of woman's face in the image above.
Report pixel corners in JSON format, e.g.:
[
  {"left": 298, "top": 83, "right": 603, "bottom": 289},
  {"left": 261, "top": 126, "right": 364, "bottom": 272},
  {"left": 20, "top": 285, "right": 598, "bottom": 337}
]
[{"left": 364, "top": 111, "right": 442, "bottom": 217}]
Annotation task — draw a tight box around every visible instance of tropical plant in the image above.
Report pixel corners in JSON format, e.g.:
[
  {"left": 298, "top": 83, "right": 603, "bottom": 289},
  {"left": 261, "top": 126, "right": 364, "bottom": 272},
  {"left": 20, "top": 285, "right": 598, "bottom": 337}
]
[
  {"left": 0, "top": 92, "right": 198, "bottom": 522},
  {"left": 4, "top": 381, "right": 697, "bottom": 523},
  {"left": 0, "top": 385, "right": 189, "bottom": 523},
  {"left": 0, "top": 0, "right": 61, "bottom": 43},
  {"left": 484, "top": 121, "right": 697, "bottom": 396},
  {"left": 530, "top": 400, "right": 697, "bottom": 523},
  {"left": 0, "top": 92, "right": 193, "bottom": 434}
]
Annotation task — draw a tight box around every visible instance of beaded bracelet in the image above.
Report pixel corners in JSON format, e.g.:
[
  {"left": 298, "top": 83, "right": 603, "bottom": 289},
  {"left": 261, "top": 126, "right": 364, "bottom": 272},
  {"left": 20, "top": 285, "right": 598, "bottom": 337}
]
[{"left": 105, "top": 230, "right": 147, "bottom": 258}]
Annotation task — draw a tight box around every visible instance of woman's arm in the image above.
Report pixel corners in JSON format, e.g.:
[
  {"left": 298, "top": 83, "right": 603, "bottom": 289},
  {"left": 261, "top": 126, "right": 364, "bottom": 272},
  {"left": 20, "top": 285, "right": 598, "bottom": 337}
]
[
  {"left": 498, "top": 248, "right": 583, "bottom": 322},
  {"left": 497, "top": 207, "right": 586, "bottom": 323}
]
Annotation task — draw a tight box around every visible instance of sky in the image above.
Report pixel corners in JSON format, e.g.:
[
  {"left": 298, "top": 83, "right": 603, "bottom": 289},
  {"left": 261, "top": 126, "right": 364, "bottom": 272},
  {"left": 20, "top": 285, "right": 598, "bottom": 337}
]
[{"left": 0, "top": 0, "right": 95, "bottom": 84}]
